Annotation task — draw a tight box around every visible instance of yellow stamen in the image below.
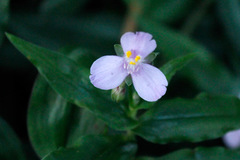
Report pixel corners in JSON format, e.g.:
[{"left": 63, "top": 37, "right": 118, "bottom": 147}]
[
  {"left": 126, "top": 51, "right": 132, "bottom": 58},
  {"left": 135, "top": 55, "right": 141, "bottom": 62},
  {"left": 129, "top": 61, "right": 136, "bottom": 65}
]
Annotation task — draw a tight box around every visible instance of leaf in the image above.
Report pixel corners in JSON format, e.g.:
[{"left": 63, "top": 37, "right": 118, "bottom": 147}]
[
  {"left": 125, "top": 75, "right": 133, "bottom": 86},
  {"left": 138, "top": 17, "right": 239, "bottom": 95},
  {"left": 42, "top": 135, "right": 137, "bottom": 160},
  {"left": 8, "top": 13, "right": 120, "bottom": 51},
  {"left": 40, "top": 0, "right": 87, "bottom": 15},
  {"left": 114, "top": 44, "right": 124, "bottom": 57},
  {"left": 160, "top": 53, "right": 196, "bottom": 82},
  {"left": 59, "top": 47, "right": 98, "bottom": 68},
  {"left": 142, "top": 0, "right": 194, "bottom": 23},
  {"left": 144, "top": 52, "right": 159, "bottom": 63},
  {"left": 217, "top": 0, "right": 240, "bottom": 54},
  {"left": 6, "top": 33, "right": 138, "bottom": 131},
  {"left": 0, "top": 0, "right": 9, "bottom": 47},
  {"left": 0, "top": 117, "right": 26, "bottom": 160},
  {"left": 136, "top": 147, "right": 240, "bottom": 160},
  {"left": 67, "top": 108, "right": 107, "bottom": 147},
  {"left": 28, "top": 75, "right": 106, "bottom": 158},
  {"left": 134, "top": 94, "right": 240, "bottom": 144}
]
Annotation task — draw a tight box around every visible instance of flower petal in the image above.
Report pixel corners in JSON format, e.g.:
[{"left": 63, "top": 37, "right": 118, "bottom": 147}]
[
  {"left": 120, "top": 32, "right": 157, "bottom": 58},
  {"left": 223, "top": 129, "right": 240, "bottom": 149},
  {"left": 131, "top": 63, "right": 168, "bottom": 102},
  {"left": 90, "top": 56, "right": 128, "bottom": 90}
]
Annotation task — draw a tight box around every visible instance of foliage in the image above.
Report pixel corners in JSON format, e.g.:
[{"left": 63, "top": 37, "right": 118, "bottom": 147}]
[{"left": 1, "top": 0, "right": 240, "bottom": 159}]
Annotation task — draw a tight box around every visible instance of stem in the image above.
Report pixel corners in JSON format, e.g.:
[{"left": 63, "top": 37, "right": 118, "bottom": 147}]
[
  {"left": 127, "top": 86, "right": 138, "bottom": 120},
  {"left": 181, "top": 0, "right": 214, "bottom": 36},
  {"left": 121, "top": 0, "right": 142, "bottom": 33},
  {"left": 122, "top": 0, "right": 143, "bottom": 118},
  {"left": 128, "top": 85, "right": 133, "bottom": 107}
]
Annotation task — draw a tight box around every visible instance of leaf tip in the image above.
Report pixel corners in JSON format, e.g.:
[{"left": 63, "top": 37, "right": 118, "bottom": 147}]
[{"left": 5, "top": 32, "right": 16, "bottom": 44}]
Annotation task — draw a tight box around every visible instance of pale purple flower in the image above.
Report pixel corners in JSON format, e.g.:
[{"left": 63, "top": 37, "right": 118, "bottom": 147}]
[
  {"left": 223, "top": 129, "right": 240, "bottom": 149},
  {"left": 89, "top": 32, "right": 168, "bottom": 102}
]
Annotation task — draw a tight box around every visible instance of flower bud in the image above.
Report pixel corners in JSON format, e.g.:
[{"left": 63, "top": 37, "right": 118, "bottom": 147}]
[{"left": 111, "top": 83, "right": 126, "bottom": 102}]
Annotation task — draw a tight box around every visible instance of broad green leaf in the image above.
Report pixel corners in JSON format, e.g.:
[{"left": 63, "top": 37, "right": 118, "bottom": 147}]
[
  {"left": 0, "top": 0, "right": 9, "bottom": 47},
  {"left": 59, "top": 46, "right": 99, "bottom": 69},
  {"left": 134, "top": 95, "right": 240, "bottom": 144},
  {"left": 66, "top": 108, "right": 107, "bottom": 148},
  {"left": 8, "top": 13, "right": 120, "bottom": 51},
  {"left": 40, "top": 0, "right": 87, "bottom": 15},
  {"left": 137, "top": 147, "right": 240, "bottom": 160},
  {"left": 114, "top": 44, "right": 124, "bottom": 57},
  {"left": 160, "top": 53, "right": 196, "bottom": 82},
  {"left": 138, "top": 18, "right": 240, "bottom": 95},
  {"left": 0, "top": 117, "right": 26, "bottom": 160},
  {"left": 42, "top": 135, "right": 137, "bottom": 160},
  {"left": 217, "top": 0, "right": 240, "bottom": 54},
  {"left": 123, "top": 0, "right": 193, "bottom": 23},
  {"left": 143, "top": 0, "right": 194, "bottom": 23},
  {"left": 28, "top": 75, "right": 106, "bottom": 157},
  {"left": 7, "top": 33, "right": 138, "bottom": 131}
]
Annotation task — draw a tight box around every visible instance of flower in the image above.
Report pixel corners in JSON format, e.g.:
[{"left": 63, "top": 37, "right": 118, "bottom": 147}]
[
  {"left": 89, "top": 32, "right": 168, "bottom": 102},
  {"left": 223, "top": 129, "right": 240, "bottom": 149}
]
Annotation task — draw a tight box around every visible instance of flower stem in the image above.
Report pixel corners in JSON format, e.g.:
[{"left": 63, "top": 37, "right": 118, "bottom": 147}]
[
  {"left": 127, "top": 86, "right": 138, "bottom": 120},
  {"left": 121, "top": 0, "right": 142, "bottom": 33}
]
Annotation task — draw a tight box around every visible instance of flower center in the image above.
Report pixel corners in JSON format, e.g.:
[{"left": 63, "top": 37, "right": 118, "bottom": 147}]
[{"left": 124, "top": 50, "right": 141, "bottom": 74}]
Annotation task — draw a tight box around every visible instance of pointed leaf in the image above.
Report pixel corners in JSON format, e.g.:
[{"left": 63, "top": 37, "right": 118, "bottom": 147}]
[
  {"left": 160, "top": 53, "right": 196, "bottom": 82},
  {"left": 114, "top": 44, "right": 124, "bottom": 57},
  {"left": 6, "top": 33, "right": 138, "bottom": 131},
  {"left": 0, "top": 117, "right": 26, "bottom": 160},
  {"left": 42, "top": 136, "right": 137, "bottom": 160},
  {"left": 137, "top": 147, "right": 240, "bottom": 160},
  {"left": 134, "top": 95, "right": 240, "bottom": 144},
  {"left": 28, "top": 76, "right": 106, "bottom": 158}
]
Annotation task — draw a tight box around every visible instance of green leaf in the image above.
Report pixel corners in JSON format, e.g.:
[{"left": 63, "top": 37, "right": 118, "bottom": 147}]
[
  {"left": 59, "top": 47, "right": 98, "bottom": 68},
  {"left": 40, "top": 0, "right": 87, "bottom": 15},
  {"left": 142, "top": 0, "right": 194, "bottom": 23},
  {"left": 42, "top": 135, "right": 137, "bottom": 160},
  {"left": 114, "top": 44, "right": 124, "bottom": 57},
  {"left": 125, "top": 75, "right": 133, "bottom": 86},
  {"left": 124, "top": 0, "right": 194, "bottom": 23},
  {"left": 0, "top": 0, "right": 9, "bottom": 47},
  {"left": 138, "top": 18, "right": 240, "bottom": 95},
  {"left": 134, "top": 94, "right": 240, "bottom": 144},
  {"left": 28, "top": 76, "right": 106, "bottom": 158},
  {"left": 144, "top": 52, "right": 159, "bottom": 63},
  {"left": 137, "top": 147, "right": 240, "bottom": 160},
  {"left": 8, "top": 13, "right": 120, "bottom": 51},
  {"left": 0, "top": 117, "right": 26, "bottom": 160},
  {"left": 160, "top": 53, "right": 196, "bottom": 82},
  {"left": 217, "top": 0, "right": 240, "bottom": 54},
  {"left": 6, "top": 33, "right": 138, "bottom": 131}
]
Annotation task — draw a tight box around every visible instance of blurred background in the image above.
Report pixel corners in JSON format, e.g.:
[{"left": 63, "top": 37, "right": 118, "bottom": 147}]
[{"left": 1, "top": 0, "right": 240, "bottom": 159}]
